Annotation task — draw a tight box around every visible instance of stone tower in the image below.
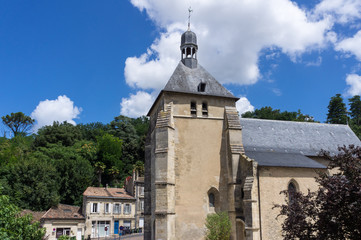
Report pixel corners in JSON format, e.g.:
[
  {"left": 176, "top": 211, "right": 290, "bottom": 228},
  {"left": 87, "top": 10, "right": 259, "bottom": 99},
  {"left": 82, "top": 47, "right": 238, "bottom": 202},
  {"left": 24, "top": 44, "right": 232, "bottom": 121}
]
[{"left": 144, "top": 28, "right": 255, "bottom": 240}]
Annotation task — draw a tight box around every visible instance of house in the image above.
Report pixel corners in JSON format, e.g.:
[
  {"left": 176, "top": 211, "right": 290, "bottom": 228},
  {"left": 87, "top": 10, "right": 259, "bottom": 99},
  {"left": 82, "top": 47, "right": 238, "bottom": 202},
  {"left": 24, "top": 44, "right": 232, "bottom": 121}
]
[
  {"left": 41, "top": 204, "right": 85, "bottom": 240},
  {"left": 124, "top": 170, "right": 145, "bottom": 230},
  {"left": 144, "top": 25, "right": 361, "bottom": 240},
  {"left": 82, "top": 186, "right": 136, "bottom": 238}
]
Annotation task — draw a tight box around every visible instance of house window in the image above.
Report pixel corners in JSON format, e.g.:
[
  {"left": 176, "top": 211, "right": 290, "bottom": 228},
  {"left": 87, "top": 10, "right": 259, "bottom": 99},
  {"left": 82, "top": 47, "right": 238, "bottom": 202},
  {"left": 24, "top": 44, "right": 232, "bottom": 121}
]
[
  {"left": 139, "top": 186, "right": 144, "bottom": 196},
  {"left": 97, "top": 221, "right": 110, "bottom": 237},
  {"left": 198, "top": 82, "right": 206, "bottom": 92},
  {"left": 191, "top": 101, "right": 197, "bottom": 116},
  {"left": 124, "top": 203, "right": 131, "bottom": 214},
  {"left": 56, "top": 228, "right": 70, "bottom": 238},
  {"left": 123, "top": 220, "right": 131, "bottom": 230},
  {"left": 113, "top": 203, "right": 121, "bottom": 214},
  {"left": 202, "top": 102, "right": 208, "bottom": 117},
  {"left": 104, "top": 203, "right": 110, "bottom": 213},
  {"left": 140, "top": 199, "right": 144, "bottom": 211},
  {"left": 91, "top": 203, "right": 98, "bottom": 213}
]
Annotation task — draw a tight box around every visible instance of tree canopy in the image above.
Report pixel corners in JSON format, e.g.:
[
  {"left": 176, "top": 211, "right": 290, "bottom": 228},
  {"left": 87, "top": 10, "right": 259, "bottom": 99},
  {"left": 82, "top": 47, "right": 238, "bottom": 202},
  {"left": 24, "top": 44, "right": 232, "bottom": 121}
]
[
  {"left": 0, "top": 115, "right": 148, "bottom": 211},
  {"left": 326, "top": 93, "right": 348, "bottom": 124},
  {"left": 275, "top": 145, "right": 361, "bottom": 240},
  {"left": 241, "top": 106, "right": 316, "bottom": 122},
  {"left": 0, "top": 193, "right": 45, "bottom": 239},
  {"left": 1, "top": 112, "right": 34, "bottom": 137}
]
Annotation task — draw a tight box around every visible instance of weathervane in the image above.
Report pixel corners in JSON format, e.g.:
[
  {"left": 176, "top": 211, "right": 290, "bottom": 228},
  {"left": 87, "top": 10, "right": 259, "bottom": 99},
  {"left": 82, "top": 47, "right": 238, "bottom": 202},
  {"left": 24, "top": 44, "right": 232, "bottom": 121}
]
[{"left": 188, "top": 6, "right": 193, "bottom": 30}]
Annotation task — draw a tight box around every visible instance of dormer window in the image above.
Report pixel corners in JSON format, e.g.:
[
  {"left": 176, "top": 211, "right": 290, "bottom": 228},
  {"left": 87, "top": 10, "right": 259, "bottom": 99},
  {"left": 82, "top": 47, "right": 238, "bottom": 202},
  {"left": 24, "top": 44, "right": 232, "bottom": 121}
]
[
  {"left": 202, "top": 102, "right": 208, "bottom": 117},
  {"left": 190, "top": 101, "right": 197, "bottom": 117},
  {"left": 198, "top": 83, "right": 206, "bottom": 92}
]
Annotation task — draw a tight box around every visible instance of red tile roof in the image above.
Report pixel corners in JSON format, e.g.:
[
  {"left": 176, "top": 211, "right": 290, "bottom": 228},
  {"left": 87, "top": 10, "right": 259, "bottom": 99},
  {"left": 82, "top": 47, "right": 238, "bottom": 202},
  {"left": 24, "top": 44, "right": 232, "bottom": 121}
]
[
  {"left": 21, "top": 210, "right": 46, "bottom": 223},
  {"left": 83, "top": 187, "right": 135, "bottom": 199},
  {"left": 42, "top": 204, "right": 84, "bottom": 219}
]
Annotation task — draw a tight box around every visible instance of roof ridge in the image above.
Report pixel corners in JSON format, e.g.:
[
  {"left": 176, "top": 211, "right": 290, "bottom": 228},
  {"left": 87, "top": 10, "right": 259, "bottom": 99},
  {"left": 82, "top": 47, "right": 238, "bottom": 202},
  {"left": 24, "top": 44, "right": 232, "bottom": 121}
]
[
  {"left": 42, "top": 206, "right": 53, "bottom": 218},
  {"left": 240, "top": 118, "right": 349, "bottom": 127}
]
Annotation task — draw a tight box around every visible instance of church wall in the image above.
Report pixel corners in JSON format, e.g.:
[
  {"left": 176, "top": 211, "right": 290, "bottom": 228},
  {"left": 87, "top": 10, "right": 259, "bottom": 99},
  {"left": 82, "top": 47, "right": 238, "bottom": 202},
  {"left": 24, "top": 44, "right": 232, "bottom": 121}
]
[
  {"left": 173, "top": 116, "right": 225, "bottom": 239},
  {"left": 258, "top": 166, "right": 325, "bottom": 240},
  {"left": 161, "top": 93, "right": 235, "bottom": 239}
]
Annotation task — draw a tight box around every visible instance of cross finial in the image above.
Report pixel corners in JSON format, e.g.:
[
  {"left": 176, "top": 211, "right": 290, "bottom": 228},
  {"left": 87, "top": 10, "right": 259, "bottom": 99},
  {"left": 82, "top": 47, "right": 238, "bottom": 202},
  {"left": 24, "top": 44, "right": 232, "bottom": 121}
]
[{"left": 188, "top": 6, "right": 193, "bottom": 31}]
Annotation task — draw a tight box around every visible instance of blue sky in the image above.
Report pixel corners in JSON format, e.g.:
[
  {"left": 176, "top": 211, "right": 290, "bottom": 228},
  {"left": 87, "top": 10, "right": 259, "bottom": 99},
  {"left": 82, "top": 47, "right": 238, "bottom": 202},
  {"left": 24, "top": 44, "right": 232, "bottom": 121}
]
[{"left": 1, "top": 0, "right": 361, "bottom": 134}]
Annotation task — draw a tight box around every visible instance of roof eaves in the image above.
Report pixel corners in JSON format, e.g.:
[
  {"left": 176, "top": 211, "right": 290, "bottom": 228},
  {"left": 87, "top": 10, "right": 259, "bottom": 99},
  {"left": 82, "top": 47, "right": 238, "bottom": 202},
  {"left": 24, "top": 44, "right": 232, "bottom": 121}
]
[{"left": 86, "top": 195, "right": 135, "bottom": 200}]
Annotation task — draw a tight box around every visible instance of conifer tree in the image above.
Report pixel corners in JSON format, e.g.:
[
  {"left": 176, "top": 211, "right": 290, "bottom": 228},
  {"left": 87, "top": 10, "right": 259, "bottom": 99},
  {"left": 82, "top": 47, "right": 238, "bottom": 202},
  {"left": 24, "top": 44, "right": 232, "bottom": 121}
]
[
  {"left": 349, "top": 95, "right": 361, "bottom": 125},
  {"left": 326, "top": 94, "right": 348, "bottom": 124}
]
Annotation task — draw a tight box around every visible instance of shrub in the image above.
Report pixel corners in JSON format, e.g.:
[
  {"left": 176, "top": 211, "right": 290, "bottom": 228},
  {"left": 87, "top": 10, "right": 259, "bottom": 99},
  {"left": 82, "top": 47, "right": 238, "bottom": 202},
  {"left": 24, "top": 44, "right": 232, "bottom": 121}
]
[{"left": 205, "top": 212, "right": 231, "bottom": 240}]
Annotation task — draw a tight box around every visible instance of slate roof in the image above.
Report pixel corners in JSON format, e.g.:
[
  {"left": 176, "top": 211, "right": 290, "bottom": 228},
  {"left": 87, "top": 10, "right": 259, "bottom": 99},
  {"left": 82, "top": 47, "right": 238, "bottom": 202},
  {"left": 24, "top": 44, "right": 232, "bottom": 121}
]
[
  {"left": 163, "top": 61, "right": 237, "bottom": 99},
  {"left": 83, "top": 187, "right": 135, "bottom": 199},
  {"left": 245, "top": 151, "right": 326, "bottom": 169},
  {"left": 240, "top": 118, "right": 361, "bottom": 168},
  {"left": 42, "top": 204, "right": 84, "bottom": 220}
]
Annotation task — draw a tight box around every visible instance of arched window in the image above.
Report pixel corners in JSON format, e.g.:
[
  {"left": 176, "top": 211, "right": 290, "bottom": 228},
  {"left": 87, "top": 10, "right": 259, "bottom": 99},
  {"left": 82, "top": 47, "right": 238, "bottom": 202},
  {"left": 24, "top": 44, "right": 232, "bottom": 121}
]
[
  {"left": 288, "top": 181, "right": 297, "bottom": 203},
  {"left": 186, "top": 47, "right": 191, "bottom": 58},
  {"left": 207, "top": 187, "right": 219, "bottom": 213},
  {"left": 209, "top": 193, "right": 215, "bottom": 208}
]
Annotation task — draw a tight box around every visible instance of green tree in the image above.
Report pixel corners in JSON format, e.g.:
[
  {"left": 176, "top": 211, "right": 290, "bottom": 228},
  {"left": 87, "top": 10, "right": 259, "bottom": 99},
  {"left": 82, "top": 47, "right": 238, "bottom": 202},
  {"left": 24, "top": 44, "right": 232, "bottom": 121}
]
[
  {"left": 275, "top": 145, "right": 361, "bottom": 240},
  {"left": 349, "top": 95, "right": 361, "bottom": 125},
  {"left": 205, "top": 212, "right": 232, "bottom": 240},
  {"left": 94, "top": 161, "right": 106, "bottom": 187},
  {"left": 0, "top": 158, "right": 60, "bottom": 211},
  {"left": 108, "top": 166, "right": 120, "bottom": 186},
  {"left": 0, "top": 135, "right": 33, "bottom": 167},
  {"left": 0, "top": 194, "right": 45, "bottom": 239},
  {"left": 34, "top": 121, "right": 82, "bottom": 147},
  {"left": 32, "top": 144, "right": 94, "bottom": 206},
  {"left": 108, "top": 116, "right": 140, "bottom": 178},
  {"left": 77, "top": 122, "right": 108, "bottom": 142},
  {"left": 326, "top": 94, "right": 348, "bottom": 124},
  {"left": 1, "top": 112, "right": 34, "bottom": 137},
  {"left": 242, "top": 107, "right": 316, "bottom": 122}
]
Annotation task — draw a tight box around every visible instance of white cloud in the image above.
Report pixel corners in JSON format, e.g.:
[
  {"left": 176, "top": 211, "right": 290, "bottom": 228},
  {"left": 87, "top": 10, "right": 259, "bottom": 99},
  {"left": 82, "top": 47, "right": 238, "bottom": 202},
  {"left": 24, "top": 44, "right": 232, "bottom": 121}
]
[
  {"left": 272, "top": 88, "right": 282, "bottom": 96},
  {"left": 335, "top": 30, "right": 361, "bottom": 60},
  {"left": 345, "top": 73, "right": 361, "bottom": 96},
  {"left": 236, "top": 97, "right": 255, "bottom": 115},
  {"left": 305, "top": 56, "right": 323, "bottom": 66},
  {"left": 120, "top": 91, "right": 155, "bottom": 118},
  {"left": 125, "top": 0, "right": 333, "bottom": 91},
  {"left": 124, "top": 29, "right": 181, "bottom": 90},
  {"left": 31, "top": 95, "right": 82, "bottom": 131},
  {"left": 314, "top": 0, "right": 361, "bottom": 24}
]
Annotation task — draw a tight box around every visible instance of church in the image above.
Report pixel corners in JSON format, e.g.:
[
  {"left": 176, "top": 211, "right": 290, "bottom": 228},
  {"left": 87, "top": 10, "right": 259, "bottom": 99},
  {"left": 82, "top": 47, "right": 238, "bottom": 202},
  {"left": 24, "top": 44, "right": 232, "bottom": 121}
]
[{"left": 143, "top": 26, "right": 361, "bottom": 240}]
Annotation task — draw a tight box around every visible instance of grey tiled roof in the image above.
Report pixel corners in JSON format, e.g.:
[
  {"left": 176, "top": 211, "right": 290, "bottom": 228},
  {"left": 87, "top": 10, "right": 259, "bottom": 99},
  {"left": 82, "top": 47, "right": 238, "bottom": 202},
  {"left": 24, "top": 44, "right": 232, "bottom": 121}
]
[
  {"left": 241, "top": 118, "right": 361, "bottom": 156},
  {"left": 163, "top": 61, "right": 237, "bottom": 99},
  {"left": 240, "top": 118, "right": 361, "bottom": 168},
  {"left": 245, "top": 151, "right": 326, "bottom": 168}
]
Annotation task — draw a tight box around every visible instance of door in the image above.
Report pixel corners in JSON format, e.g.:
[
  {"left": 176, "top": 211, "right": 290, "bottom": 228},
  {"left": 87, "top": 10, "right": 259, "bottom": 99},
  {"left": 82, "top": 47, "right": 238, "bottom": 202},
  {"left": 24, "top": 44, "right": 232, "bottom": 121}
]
[
  {"left": 77, "top": 228, "right": 82, "bottom": 240},
  {"left": 139, "top": 218, "right": 144, "bottom": 228},
  {"left": 114, "top": 220, "right": 119, "bottom": 234}
]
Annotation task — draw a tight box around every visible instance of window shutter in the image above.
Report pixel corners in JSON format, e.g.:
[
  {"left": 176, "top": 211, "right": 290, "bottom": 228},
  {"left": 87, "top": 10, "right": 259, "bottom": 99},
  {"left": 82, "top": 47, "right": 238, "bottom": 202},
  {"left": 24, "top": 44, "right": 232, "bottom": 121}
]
[
  {"left": 129, "top": 204, "right": 132, "bottom": 213},
  {"left": 97, "top": 203, "right": 99, "bottom": 213},
  {"left": 90, "top": 203, "right": 93, "bottom": 213},
  {"left": 109, "top": 203, "right": 112, "bottom": 213}
]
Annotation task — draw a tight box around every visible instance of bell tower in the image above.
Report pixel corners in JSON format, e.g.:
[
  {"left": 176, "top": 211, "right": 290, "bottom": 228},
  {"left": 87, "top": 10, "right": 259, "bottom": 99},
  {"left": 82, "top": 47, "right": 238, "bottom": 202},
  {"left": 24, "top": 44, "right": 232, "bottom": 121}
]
[{"left": 144, "top": 10, "right": 249, "bottom": 239}]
